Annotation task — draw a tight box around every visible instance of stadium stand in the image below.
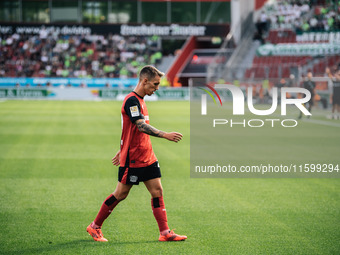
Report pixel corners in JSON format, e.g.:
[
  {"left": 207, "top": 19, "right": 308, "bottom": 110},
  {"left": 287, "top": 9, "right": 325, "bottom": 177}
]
[
  {"left": 245, "top": 56, "right": 312, "bottom": 79},
  {"left": 260, "top": 0, "right": 340, "bottom": 32},
  {"left": 246, "top": 0, "right": 340, "bottom": 80},
  {"left": 0, "top": 32, "right": 162, "bottom": 79},
  {"left": 312, "top": 55, "right": 340, "bottom": 76},
  {"left": 265, "top": 29, "right": 297, "bottom": 43},
  {"left": 1, "top": 1, "right": 338, "bottom": 86}
]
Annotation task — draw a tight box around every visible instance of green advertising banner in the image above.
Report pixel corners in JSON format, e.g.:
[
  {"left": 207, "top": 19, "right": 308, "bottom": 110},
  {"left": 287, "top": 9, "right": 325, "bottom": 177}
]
[
  {"left": 155, "top": 88, "right": 189, "bottom": 99},
  {"left": 99, "top": 88, "right": 189, "bottom": 100},
  {"left": 0, "top": 88, "right": 48, "bottom": 98},
  {"left": 0, "top": 87, "right": 189, "bottom": 100},
  {"left": 99, "top": 89, "right": 131, "bottom": 98},
  {"left": 296, "top": 31, "right": 340, "bottom": 43},
  {"left": 257, "top": 43, "right": 340, "bottom": 56}
]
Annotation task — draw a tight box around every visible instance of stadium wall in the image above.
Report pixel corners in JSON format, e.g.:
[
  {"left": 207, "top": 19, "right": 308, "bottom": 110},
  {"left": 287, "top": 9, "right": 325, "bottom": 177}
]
[
  {"left": 0, "top": 23, "right": 229, "bottom": 37},
  {"left": 0, "top": 78, "right": 139, "bottom": 88},
  {"left": 0, "top": 87, "right": 189, "bottom": 101}
]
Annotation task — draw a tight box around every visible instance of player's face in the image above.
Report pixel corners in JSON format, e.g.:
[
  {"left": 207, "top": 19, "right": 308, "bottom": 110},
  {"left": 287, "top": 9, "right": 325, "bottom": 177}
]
[
  {"left": 307, "top": 72, "right": 313, "bottom": 79},
  {"left": 144, "top": 76, "right": 161, "bottom": 96}
]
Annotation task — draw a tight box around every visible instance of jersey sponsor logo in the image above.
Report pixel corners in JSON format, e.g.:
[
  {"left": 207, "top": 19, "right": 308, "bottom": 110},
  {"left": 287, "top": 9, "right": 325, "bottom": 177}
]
[
  {"left": 129, "top": 175, "right": 138, "bottom": 183},
  {"left": 130, "top": 105, "right": 140, "bottom": 117},
  {"left": 144, "top": 115, "right": 149, "bottom": 121}
]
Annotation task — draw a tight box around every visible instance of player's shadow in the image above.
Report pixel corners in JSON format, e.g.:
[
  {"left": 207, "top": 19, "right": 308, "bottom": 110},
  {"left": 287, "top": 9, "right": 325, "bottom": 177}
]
[
  {"left": 14, "top": 239, "right": 158, "bottom": 254},
  {"left": 108, "top": 240, "right": 159, "bottom": 245}
]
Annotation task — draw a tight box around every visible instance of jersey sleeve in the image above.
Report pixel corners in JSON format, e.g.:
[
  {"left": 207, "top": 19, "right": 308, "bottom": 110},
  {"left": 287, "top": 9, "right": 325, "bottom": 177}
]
[{"left": 124, "top": 96, "right": 144, "bottom": 123}]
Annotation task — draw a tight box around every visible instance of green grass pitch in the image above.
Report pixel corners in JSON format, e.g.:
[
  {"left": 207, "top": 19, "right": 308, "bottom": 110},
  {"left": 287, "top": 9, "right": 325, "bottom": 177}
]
[{"left": 0, "top": 100, "right": 339, "bottom": 254}]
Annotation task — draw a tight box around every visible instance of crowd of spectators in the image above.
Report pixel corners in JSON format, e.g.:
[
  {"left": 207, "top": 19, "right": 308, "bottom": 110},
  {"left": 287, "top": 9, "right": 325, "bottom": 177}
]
[
  {"left": 296, "top": 1, "right": 340, "bottom": 32},
  {"left": 251, "top": 1, "right": 340, "bottom": 81},
  {"left": 258, "top": 0, "right": 340, "bottom": 33},
  {"left": 0, "top": 27, "right": 163, "bottom": 78}
]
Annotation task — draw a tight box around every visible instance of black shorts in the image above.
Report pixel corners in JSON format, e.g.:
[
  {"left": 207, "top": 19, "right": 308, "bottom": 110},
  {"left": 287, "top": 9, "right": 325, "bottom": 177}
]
[
  {"left": 333, "top": 91, "right": 340, "bottom": 105},
  {"left": 308, "top": 93, "right": 314, "bottom": 106},
  {"left": 118, "top": 161, "right": 161, "bottom": 185}
]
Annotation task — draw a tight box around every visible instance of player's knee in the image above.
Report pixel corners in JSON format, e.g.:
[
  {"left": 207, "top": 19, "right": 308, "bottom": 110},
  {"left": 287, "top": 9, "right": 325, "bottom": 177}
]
[
  {"left": 120, "top": 192, "right": 129, "bottom": 201},
  {"left": 152, "top": 187, "right": 163, "bottom": 198},
  {"left": 113, "top": 191, "right": 129, "bottom": 201}
]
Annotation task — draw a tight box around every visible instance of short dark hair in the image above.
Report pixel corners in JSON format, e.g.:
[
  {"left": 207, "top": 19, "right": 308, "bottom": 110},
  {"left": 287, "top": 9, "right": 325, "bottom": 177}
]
[{"left": 139, "top": 65, "right": 164, "bottom": 81}]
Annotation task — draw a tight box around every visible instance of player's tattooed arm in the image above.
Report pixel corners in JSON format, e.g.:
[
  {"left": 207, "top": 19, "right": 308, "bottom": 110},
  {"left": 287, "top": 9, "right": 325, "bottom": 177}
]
[
  {"left": 135, "top": 119, "right": 183, "bottom": 142},
  {"left": 135, "top": 119, "right": 165, "bottom": 137}
]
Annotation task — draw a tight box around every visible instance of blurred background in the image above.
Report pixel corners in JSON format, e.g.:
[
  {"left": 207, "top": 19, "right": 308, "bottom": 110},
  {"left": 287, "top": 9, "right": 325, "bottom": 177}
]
[{"left": 0, "top": 0, "right": 338, "bottom": 106}]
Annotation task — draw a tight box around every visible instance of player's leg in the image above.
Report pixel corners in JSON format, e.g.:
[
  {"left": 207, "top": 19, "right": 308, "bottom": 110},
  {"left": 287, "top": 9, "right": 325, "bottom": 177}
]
[
  {"left": 307, "top": 100, "right": 313, "bottom": 118},
  {"left": 144, "top": 178, "right": 187, "bottom": 241},
  {"left": 144, "top": 177, "right": 163, "bottom": 198},
  {"left": 336, "top": 104, "right": 340, "bottom": 119},
  {"left": 298, "top": 103, "right": 304, "bottom": 119},
  {"left": 144, "top": 178, "right": 168, "bottom": 232},
  {"left": 93, "top": 182, "right": 132, "bottom": 227},
  {"left": 331, "top": 94, "right": 336, "bottom": 119},
  {"left": 87, "top": 182, "right": 132, "bottom": 241}
]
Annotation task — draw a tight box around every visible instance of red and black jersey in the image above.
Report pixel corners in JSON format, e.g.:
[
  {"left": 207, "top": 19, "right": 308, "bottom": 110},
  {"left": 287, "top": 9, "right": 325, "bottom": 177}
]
[{"left": 119, "top": 91, "right": 157, "bottom": 168}]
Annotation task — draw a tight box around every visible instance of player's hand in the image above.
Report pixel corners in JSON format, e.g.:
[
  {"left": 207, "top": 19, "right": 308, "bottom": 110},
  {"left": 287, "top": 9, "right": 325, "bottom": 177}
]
[
  {"left": 112, "top": 150, "right": 120, "bottom": 166},
  {"left": 163, "top": 132, "right": 183, "bottom": 143}
]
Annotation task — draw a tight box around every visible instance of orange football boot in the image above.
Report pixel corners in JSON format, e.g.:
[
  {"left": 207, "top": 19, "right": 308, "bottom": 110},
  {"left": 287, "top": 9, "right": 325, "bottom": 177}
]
[
  {"left": 86, "top": 224, "right": 108, "bottom": 242},
  {"left": 158, "top": 230, "right": 187, "bottom": 242}
]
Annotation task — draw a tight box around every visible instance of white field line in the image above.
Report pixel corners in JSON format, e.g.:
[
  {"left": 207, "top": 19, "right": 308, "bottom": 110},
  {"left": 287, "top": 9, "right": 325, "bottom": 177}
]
[{"left": 301, "top": 119, "right": 340, "bottom": 128}]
